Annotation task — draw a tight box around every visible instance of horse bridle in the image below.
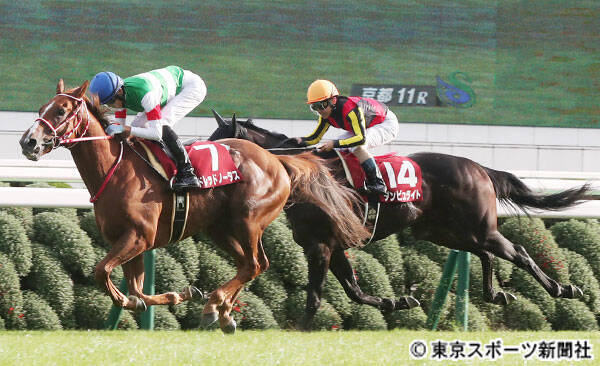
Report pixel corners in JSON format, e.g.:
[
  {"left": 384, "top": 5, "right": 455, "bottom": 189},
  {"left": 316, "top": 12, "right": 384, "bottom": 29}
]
[{"left": 34, "top": 93, "right": 94, "bottom": 149}]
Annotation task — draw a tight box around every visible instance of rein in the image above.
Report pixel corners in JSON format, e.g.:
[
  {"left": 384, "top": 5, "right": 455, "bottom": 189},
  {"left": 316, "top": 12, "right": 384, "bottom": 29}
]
[{"left": 89, "top": 141, "right": 124, "bottom": 203}]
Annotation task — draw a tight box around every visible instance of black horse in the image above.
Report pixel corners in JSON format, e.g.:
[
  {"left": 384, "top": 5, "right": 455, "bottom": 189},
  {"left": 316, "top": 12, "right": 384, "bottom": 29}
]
[{"left": 208, "top": 111, "right": 589, "bottom": 329}]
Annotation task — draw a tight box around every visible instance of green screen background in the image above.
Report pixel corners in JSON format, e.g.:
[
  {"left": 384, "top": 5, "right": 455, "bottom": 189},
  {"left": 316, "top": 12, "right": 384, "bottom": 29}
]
[{"left": 0, "top": 0, "right": 598, "bottom": 127}]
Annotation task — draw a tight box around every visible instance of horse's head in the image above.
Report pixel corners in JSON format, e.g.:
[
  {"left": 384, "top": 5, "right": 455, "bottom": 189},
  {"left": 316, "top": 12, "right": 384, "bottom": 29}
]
[
  {"left": 208, "top": 109, "right": 302, "bottom": 149},
  {"left": 20, "top": 79, "right": 90, "bottom": 161}
]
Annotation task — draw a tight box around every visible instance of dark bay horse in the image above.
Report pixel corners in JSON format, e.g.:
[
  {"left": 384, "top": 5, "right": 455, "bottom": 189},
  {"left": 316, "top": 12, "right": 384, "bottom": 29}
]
[
  {"left": 18, "top": 80, "right": 369, "bottom": 333},
  {"left": 209, "top": 112, "right": 590, "bottom": 329}
]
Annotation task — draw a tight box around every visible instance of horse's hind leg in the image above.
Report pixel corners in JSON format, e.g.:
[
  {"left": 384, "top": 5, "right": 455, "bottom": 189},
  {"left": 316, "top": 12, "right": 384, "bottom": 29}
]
[
  {"left": 329, "top": 248, "right": 419, "bottom": 313},
  {"left": 484, "top": 230, "right": 583, "bottom": 299},
  {"left": 202, "top": 226, "right": 268, "bottom": 333},
  {"left": 477, "top": 250, "right": 516, "bottom": 305}
]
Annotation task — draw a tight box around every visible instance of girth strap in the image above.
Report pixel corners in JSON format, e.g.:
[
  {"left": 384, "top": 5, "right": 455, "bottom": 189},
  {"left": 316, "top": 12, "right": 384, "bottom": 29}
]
[{"left": 169, "top": 192, "right": 190, "bottom": 243}]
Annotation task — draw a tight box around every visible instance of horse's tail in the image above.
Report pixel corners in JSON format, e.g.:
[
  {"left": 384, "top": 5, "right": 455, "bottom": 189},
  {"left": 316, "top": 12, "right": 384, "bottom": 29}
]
[
  {"left": 277, "top": 152, "right": 370, "bottom": 248},
  {"left": 483, "top": 166, "right": 591, "bottom": 211}
]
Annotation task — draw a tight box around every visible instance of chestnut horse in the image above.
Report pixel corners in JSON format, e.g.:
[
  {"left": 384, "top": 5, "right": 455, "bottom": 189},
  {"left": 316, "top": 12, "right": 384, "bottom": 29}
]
[
  {"left": 209, "top": 112, "right": 590, "bottom": 329},
  {"left": 19, "top": 80, "right": 369, "bottom": 333}
]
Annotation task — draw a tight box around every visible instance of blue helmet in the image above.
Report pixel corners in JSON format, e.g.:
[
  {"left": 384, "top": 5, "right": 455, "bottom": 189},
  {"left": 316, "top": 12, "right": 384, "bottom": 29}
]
[{"left": 89, "top": 71, "right": 124, "bottom": 104}]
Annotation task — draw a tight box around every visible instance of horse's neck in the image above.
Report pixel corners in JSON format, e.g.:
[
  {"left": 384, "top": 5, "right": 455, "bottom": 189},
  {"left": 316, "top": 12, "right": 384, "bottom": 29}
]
[{"left": 69, "top": 122, "right": 123, "bottom": 196}]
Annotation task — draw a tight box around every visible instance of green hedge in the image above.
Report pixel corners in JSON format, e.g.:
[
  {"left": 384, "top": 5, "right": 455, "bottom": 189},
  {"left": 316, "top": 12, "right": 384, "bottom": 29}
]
[
  {"left": 0, "top": 207, "right": 34, "bottom": 237},
  {"left": 33, "top": 212, "right": 96, "bottom": 281},
  {"left": 385, "top": 307, "right": 428, "bottom": 330},
  {"left": 155, "top": 249, "right": 190, "bottom": 319},
  {"left": 152, "top": 305, "right": 181, "bottom": 330},
  {"left": 262, "top": 219, "right": 307, "bottom": 288},
  {"left": 79, "top": 210, "right": 108, "bottom": 249},
  {"left": 400, "top": 246, "right": 441, "bottom": 312},
  {"left": 551, "top": 219, "right": 600, "bottom": 279},
  {"left": 561, "top": 248, "right": 600, "bottom": 316},
  {"left": 0, "top": 253, "right": 25, "bottom": 329},
  {"left": 508, "top": 268, "right": 556, "bottom": 321},
  {"left": 499, "top": 218, "right": 569, "bottom": 284},
  {"left": 73, "top": 285, "right": 137, "bottom": 330},
  {"left": 322, "top": 271, "right": 353, "bottom": 320},
  {"left": 24, "top": 242, "right": 75, "bottom": 328},
  {"left": 502, "top": 295, "right": 551, "bottom": 331},
  {"left": 349, "top": 304, "right": 387, "bottom": 330},
  {"left": 249, "top": 269, "right": 288, "bottom": 325},
  {"left": 166, "top": 237, "right": 200, "bottom": 284},
  {"left": 0, "top": 212, "right": 32, "bottom": 277},
  {"left": 553, "top": 299, "right": 598, "bottom": 331},
  {"left": 194, "top": 240, "right": 236, "bottom": 293},
  {"left": 3, "top": 206, "right": 600, "bottom": 332},
  {"left": 234, "top": 291, "right": 278, "bottom": 330},
  {"left": 22, "top": 290, "right": 62, "bottom": 330},
  {"left": 362, "top": 235, "right": 406, "bottom": 296},
  {"left": 347, "top": 249, "right": 395, "bottom": 299}
]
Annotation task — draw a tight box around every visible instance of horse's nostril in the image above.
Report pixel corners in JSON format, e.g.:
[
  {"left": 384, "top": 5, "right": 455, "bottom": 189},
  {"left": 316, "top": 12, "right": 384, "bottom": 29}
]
[{"left": 27, "top": 139, "right": 37, "bottom": 148}]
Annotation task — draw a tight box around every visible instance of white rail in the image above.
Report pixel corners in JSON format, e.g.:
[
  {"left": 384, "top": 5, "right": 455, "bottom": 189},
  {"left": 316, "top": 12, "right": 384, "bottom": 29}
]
[{"left": 0, "top": 160, "right": 599, "bottom": 216}]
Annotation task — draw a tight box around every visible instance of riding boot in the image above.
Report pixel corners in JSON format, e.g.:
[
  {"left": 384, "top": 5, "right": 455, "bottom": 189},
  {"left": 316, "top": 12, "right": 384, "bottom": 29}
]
[
  {"left": 361, "top": 158, "right": 387, "bottom": 196},
  {"left": 162, "top": 125, "right": 200, "bottom": 190}
]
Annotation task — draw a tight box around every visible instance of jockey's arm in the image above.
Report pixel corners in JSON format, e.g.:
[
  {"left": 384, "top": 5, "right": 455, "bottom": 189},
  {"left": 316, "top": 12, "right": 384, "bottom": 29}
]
[
  {"left": 130, "top": 90, "right": 165, "bottom": 141},
  {"left": 129, "top": 106, "right": 163, "bottom": 140},
  {"left": 335, "top": 108, "right": 366, "bottom": 148},
  {"left": 302, "top": 116, "right": 330, "bottom": 145}
]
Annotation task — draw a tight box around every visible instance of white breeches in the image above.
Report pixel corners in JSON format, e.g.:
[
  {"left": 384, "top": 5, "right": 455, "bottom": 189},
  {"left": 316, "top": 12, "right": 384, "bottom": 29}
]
[
  {"left": 131, "top": 70, "right": 207, "bottom": 135},
  {"left": 336, "top": 110, "right": 399, "bottom": 152}
]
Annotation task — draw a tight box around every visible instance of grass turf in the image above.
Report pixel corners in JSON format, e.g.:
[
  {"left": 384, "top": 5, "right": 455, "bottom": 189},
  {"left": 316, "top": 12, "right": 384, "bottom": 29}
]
[{"left": 0, "top": 330, "right": 598, "bottom": 365}]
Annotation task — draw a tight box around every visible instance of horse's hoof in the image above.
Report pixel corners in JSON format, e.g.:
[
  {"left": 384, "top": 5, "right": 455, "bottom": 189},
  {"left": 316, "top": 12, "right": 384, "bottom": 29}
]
[
  {"left": 565, "top": 284, "right": 583, "bottom": 298},
  {"left": 127, "top": 295, "right": 147, "bottom": 313},
  {"left": 185, "top": 286, "right": 207, "bottom": 301},
  {"left": 380, "top": 298, "right": 396, "bottom": 312},
  {"left": 493, "top": 291, "right": 517, "bottom": 305},
  {"left": 200, "top": 312, "right": 219, "bottom": 328},
  {"left": 396, "top": 296, "right": 420, "bottom": 310},
  {"left": 222, "top": 318, "right": 237, "bottom": 334}
]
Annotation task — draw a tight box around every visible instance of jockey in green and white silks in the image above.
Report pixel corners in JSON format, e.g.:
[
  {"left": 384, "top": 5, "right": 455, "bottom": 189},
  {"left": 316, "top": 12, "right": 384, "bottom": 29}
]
[{"left": 89, "top": 66, "right": 207, "bottom": 190}]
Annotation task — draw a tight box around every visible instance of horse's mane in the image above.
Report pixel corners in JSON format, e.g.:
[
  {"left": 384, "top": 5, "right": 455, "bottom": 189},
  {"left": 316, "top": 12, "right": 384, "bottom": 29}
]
[
  {"left": 237, "top": 119, "right": 290, "bottom": 141},
  {"left": 85, "top": 95, "right": 112, "bottom": 128},
  {"left": 64, "top": 86, "right": 112, "bottom": 128}
]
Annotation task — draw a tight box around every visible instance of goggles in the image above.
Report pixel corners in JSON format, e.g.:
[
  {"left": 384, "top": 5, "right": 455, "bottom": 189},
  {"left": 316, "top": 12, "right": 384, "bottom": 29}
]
[{"left": 309, "top": 99, "right": 331, "bottom": 112}]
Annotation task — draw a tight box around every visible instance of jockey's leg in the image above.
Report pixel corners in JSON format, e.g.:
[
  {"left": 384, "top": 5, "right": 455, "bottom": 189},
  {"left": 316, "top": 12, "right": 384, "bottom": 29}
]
[
  {"left": 353, "top": 145, "right": 387, "bottom": 196},
  {"left": 162, "top": 125, "right": 200, "bottom": 190},
  {"left": 160, "top": 70, "right": 206, "bottom": 191}
]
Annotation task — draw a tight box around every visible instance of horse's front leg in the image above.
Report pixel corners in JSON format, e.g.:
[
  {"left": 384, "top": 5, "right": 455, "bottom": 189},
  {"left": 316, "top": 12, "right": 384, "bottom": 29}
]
[
  {"left": 299, "top": 242, "right": 332, "bottom": 330},
  {"left": 94, "top": 230, "right": 147, "bottom": 311},
  {"left": 123, "top": 254, "right": 203, "bottom": 309}
]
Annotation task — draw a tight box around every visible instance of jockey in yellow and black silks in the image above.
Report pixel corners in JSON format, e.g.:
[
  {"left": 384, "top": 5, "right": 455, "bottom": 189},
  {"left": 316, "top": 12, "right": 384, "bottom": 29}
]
[{"left": 294, "top": 79, "right": 399, "bottom": 196}]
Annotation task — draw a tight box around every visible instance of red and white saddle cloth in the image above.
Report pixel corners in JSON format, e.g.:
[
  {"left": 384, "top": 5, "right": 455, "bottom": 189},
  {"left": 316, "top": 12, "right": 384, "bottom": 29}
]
[
  {"left": 140, "top": 140, "right": 243, "bottom": 189},
  {"left": 337, "top": 151, "right": 423, "bottom": 203}
]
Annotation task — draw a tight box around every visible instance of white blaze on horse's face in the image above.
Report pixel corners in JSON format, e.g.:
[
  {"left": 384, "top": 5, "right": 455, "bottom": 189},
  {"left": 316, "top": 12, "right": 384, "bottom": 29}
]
[{"left": 20, "top": 95, "right": 76, "bottom": 161}]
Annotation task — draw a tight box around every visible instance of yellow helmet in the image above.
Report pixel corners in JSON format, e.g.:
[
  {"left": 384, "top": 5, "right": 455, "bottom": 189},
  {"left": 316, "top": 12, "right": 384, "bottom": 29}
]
[{"left": 306, "top": 79, "right": 339, "bottom": 104}]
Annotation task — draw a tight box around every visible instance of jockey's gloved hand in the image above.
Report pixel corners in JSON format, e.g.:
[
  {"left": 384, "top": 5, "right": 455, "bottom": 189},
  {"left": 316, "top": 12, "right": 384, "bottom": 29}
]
[{"left": 105, "top": 123, "right": 124, "bottom": 136}]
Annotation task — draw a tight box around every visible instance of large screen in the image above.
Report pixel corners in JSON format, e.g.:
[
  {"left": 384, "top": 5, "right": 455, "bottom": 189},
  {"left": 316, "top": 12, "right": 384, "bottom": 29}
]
[{"left": 0, "top": 1, "right": 597, "bottom": 127}]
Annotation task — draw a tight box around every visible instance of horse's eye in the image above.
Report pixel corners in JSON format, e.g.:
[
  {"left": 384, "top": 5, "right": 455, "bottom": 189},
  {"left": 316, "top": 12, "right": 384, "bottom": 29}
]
[{"left": 57, "top": 108, "right": 66, "bottom": 116}]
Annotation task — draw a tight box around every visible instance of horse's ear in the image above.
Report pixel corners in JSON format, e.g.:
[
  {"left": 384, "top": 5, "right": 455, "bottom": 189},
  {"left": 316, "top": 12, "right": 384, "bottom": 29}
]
[
  {"left": 232, "top": 113, "right": 237, "bottom": 124},
  {"left": 212, "top": 109, "right": 230, "bottom": 127},
  {"left": 56, "top": 79, "right": 65, "bottom": 94},
  {"left": 72, "top": 80, "right": 89, "bottom": 99},
  {"left": 246, "top": 118, "right": 254, "bottom": 125}
]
